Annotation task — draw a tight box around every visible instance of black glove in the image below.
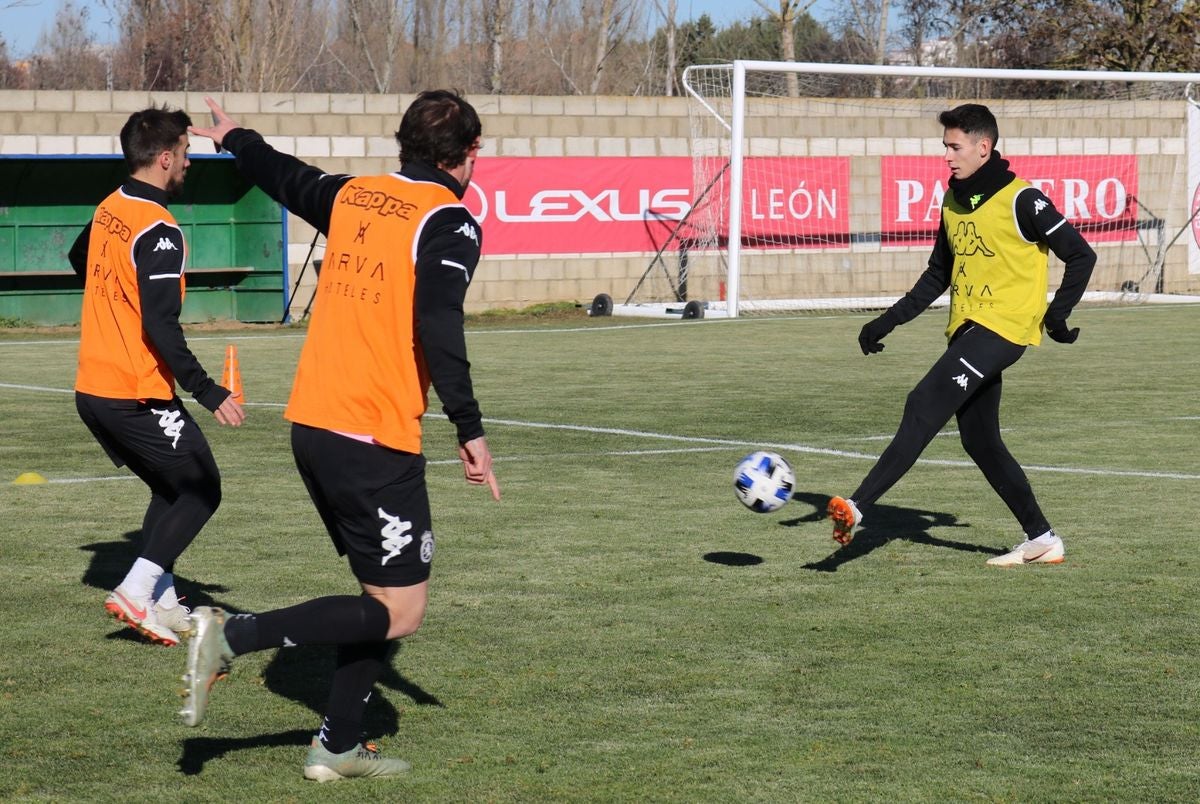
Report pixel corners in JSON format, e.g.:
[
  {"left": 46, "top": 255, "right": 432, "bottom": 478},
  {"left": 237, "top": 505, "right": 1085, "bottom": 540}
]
[
  {"left": 1044, "top": 316, "right": 1079, "bottom": 344},
  {"left": 858, "top": 314, "right": 896, "bottom": 355}
]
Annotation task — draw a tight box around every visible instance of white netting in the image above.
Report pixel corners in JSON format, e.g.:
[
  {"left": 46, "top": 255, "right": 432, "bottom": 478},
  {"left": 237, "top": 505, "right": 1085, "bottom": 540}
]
[{"left": 619, "top": 62, "right": 1200, "bottom": 318}]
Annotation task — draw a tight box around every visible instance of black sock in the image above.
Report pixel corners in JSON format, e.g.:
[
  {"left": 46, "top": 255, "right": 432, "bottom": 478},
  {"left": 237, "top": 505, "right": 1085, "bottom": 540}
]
[
  {"left": 318, "top": 714, "right": 364, "bottom": 755},
  {"left": 318, "top": 641, "right": 391, "bottom": 754},
  {"left": 223, "top": 595, "right": 389, "bottom": 654}
]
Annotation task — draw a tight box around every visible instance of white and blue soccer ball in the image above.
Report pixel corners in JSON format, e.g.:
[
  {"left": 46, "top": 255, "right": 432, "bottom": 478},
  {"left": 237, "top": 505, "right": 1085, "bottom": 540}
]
[{"left": 733, "top": 451, "right": 795, "bottom": 513}]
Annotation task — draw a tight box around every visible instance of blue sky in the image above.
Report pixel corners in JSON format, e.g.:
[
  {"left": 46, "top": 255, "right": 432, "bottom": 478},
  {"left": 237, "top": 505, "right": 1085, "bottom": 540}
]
[{"left": 1, "top": 0, "right": 838, "bottom": 60}]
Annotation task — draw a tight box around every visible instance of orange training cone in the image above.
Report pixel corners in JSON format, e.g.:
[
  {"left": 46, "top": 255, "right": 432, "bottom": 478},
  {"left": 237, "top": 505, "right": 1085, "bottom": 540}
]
[{"left": 222, "top": 344, "right": 245, "bottom": 404}]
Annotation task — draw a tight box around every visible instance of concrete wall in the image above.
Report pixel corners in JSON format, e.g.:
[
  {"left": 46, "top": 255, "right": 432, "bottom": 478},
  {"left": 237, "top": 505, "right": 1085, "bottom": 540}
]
[{"left": 2, "top": 90, "right": 1195, "bottom": 318}]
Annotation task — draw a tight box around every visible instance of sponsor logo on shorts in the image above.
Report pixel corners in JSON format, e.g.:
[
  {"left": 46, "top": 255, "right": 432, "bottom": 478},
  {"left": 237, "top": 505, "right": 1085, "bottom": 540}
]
[
  {"left": 378, "top": 507, "right": 413, "bottom": 566},
  {"left": 150, "top": 406, "right": 184, "bottom": 448},
  {"left": 419, "top": 531, "right": 434, "bottom": 564}
]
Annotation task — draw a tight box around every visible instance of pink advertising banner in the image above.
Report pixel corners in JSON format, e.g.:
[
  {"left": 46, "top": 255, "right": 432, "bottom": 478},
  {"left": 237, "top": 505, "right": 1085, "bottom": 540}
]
[
  {"left": 880, "top": 155, "right": 1140, "bottom": 246},
  {"left": 464, "top": 156, "right": 851, "bottom": 255}
]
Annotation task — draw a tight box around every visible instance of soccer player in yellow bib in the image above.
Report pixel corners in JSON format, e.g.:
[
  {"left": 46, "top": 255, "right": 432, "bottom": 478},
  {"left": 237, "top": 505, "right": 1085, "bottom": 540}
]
[{"left": 827, "top": 103, "right": 1095, "bottom": 567}]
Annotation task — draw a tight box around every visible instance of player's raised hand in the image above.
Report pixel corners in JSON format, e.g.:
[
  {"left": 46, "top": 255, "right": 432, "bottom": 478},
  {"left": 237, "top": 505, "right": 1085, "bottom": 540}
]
[
  {"left": 188, "top": 97, "right": 241, "bottom": 152},
  {"left": 459, "top": 436, "right": 500, "bottom": 501}
]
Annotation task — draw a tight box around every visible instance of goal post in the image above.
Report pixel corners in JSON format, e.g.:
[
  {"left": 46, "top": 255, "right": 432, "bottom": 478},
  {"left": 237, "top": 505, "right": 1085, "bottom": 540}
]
[{"left": 618, "top": 60, "right": 1200, "bottom": 318}]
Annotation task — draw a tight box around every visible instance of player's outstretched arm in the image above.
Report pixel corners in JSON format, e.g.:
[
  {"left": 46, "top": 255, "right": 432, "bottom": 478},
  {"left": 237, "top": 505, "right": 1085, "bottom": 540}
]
[
  {"left": 458, "top": 436, "right": 500, "bottom": 501},
  {"left": 188, "top": 97, "right": 347, "bottom": 234}
]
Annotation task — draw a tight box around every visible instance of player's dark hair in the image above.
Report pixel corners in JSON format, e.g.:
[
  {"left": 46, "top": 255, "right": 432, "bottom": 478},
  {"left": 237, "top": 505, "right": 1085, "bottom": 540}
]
[
  {"left": 395, "top": 89, "right": 481, "bottom": 170},
  {"left": 120, "top": 105, "right": 191, "bottom": 173},
  {"left": 938, "top": 103, "right": 999, "bottom": 147}
]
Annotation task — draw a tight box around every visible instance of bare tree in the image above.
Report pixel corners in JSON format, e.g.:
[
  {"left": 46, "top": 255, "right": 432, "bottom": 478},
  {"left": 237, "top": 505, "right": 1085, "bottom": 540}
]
[
  {"left": 895, "top": 0, "right": 946, "bottom": 66},
  {"left": 995, "top": 0, "right": 1200, "bottom": 73},
  {"left": 341, "top": 0, "right": 405, "bottom": 92},
  {"left": 651, "top": 0, "right": 677, "bottom": 95},
  {"left": 29, "top": 0, "right": 108, "bottom": 89},
  {"left": 588, "top": 0, "right": 616, "bottom": 94},
  {"left": 0, "top": 35, "right": 27, "bottom": 89},
  {"left": 750, "top": 0, "right": 817, "bottom": 97},
  {"left": 483, "top": 0, "right": 514, "bottom": 92}
]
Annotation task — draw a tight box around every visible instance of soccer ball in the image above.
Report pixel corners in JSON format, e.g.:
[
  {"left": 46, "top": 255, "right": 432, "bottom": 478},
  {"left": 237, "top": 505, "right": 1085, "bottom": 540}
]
[{"left": 733, "top": 451, "right": 795, "bottom": 513}]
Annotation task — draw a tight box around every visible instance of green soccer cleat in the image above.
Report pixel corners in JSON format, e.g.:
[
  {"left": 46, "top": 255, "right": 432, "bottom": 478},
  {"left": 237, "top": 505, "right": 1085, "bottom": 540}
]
[
  {"left": 303, "top": 738, "right": 412, "bottom": 782},
  {"left": 178, "top": 606, "right": 234, "bottom": 726}
]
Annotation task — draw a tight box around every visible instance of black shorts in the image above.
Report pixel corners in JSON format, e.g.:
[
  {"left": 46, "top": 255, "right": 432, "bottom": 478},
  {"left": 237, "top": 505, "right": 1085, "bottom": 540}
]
[
  {"left": 291, "top": 423, "right": 434, "bottom": 588},
  {"left": 76, "top": 391, "right": 213, "bottom": 473}
]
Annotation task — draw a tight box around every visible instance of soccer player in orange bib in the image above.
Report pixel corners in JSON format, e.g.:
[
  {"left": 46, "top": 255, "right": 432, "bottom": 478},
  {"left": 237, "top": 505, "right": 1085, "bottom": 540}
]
[
  {"left": 181, "top": 91, "right": 500, "bottom": 782},
  {"left": 71, "top": 106, "right": 246, "bottom": 648}
]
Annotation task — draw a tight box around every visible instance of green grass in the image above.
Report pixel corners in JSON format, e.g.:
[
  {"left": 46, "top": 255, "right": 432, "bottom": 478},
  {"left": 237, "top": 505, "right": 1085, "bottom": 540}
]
[{"left": 1, "top": 305, "right": 1198, "bottom": 801}]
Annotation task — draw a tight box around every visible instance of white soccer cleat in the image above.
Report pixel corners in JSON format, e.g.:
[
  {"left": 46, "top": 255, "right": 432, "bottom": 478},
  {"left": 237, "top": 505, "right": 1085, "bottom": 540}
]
[
  {"left": 105, "top": 586, "right": 181, "bottom": 647},
  {"left": 153, "top": 600, "right": 193, "bottom": 640},
  {"left": 986, "top": 535, "right": 1065, "bottom": 567}
]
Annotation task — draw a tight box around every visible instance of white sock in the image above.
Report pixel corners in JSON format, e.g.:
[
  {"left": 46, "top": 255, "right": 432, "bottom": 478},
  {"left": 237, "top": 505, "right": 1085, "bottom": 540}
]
[
  {"left": 120, "top": 558, "right": 164, "bottom": 601},
  {"left": 152, "top": 573, "right": 179, "bottom": 607},
  {"left": 1032, "top": 530, "right": 1058, "bottom": 545}
]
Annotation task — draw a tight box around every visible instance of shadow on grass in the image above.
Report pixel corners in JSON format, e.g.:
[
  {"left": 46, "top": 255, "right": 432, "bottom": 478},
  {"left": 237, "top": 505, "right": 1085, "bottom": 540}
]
[
  {"left": 175, "top": 646, "right": 444, "bottom": 775},
  {"left": 81, "top": 530, "right": 234, "bottom": 643},
  {"left": 177, "top": 728, "right": 313, "bottom": 776},
  {"left": 703, "top": 551, "right": 764, "bottom": 566},
  {"left": 79, "top": 530, "right": 231, "bottom": 601},
  {"left": 781, "top": 490, "right": 1005, "bottom": 572},
  {"left": 80, "top": 535, "right": 444, "bottom": 774}
]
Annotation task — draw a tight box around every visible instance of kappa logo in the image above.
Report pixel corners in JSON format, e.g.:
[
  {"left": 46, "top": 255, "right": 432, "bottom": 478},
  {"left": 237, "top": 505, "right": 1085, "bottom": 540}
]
[
  {"left": 1033, "top": 198, "right": 1048, "bottom": 214},
  {"left": 150, "top": 407, "right": 184, "bottom": 448},
  {"left": 969, "top": 193, "right": 984, "bottom": 209},
  {"left": 951, "top": 221, "right": 995, "bottom": 257},
  {"left": 152, "top": 237, "right": 178, "bottom": 252},
  {"left": 953, "top": 373, "right": 970, "bottom": 390},
  {"left": 96, "top": 209, "right": 132, "bottom": 242},
  {"left": 454, "top": 221, "right": 479, "bottom": 245},
  {"left": 378, "top": 507, "right": 413, "bottom": 566},
  {"left": 340, "top": 188, "right": 418, "bottom": 219}
]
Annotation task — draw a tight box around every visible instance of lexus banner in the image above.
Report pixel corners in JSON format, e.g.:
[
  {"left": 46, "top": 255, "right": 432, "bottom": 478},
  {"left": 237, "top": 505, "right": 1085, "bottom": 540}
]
[{"left": 464, "top": 156, "right": 850, "bottom": 255}]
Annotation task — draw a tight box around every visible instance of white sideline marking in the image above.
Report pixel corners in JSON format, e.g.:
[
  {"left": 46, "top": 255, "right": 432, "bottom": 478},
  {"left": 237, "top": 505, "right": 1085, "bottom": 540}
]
[
  {"left": 44, "top": 446, "right": 731, "bottom": 484},
  {"left": 49, "top": 475, "right": 137, "bottom": 485},
  {"left": 0, "top": 382, "right": 73, "bottom": 394},
  {"left": 480, "top": 417, "right": 1200, "bottom": 481},
  {"left": 0, "top": 314, "right": 826, "bottom": 347},
  {"left": 0, "top": 333, "right": 307, "bottom": 347},
  {"left": 5, "top": 385, "right": 1197, "bottom": 484}
]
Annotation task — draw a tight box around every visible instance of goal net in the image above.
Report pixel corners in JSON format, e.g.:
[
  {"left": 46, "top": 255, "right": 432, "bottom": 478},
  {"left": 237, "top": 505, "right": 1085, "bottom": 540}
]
[{"left": 618, "top": 61, "right": 1200, "bottom": 318}]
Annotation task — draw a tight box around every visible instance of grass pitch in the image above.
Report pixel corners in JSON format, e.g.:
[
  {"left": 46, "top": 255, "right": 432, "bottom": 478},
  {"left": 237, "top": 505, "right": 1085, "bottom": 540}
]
[{"left": 1, "top": 304, "right": 1198, "bottom": 801}]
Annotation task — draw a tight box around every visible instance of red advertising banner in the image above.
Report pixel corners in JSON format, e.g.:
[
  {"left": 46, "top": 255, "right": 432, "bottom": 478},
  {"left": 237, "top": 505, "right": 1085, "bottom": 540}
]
[
  {"left": 881, "top": 155, "right": 1140, "bottom": 246},
  {"left": 465, "top": 156, "right": 851, "bottom": 255},
  {"left": 737, "top": 156, "right": 851, "bottom": 248}
]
